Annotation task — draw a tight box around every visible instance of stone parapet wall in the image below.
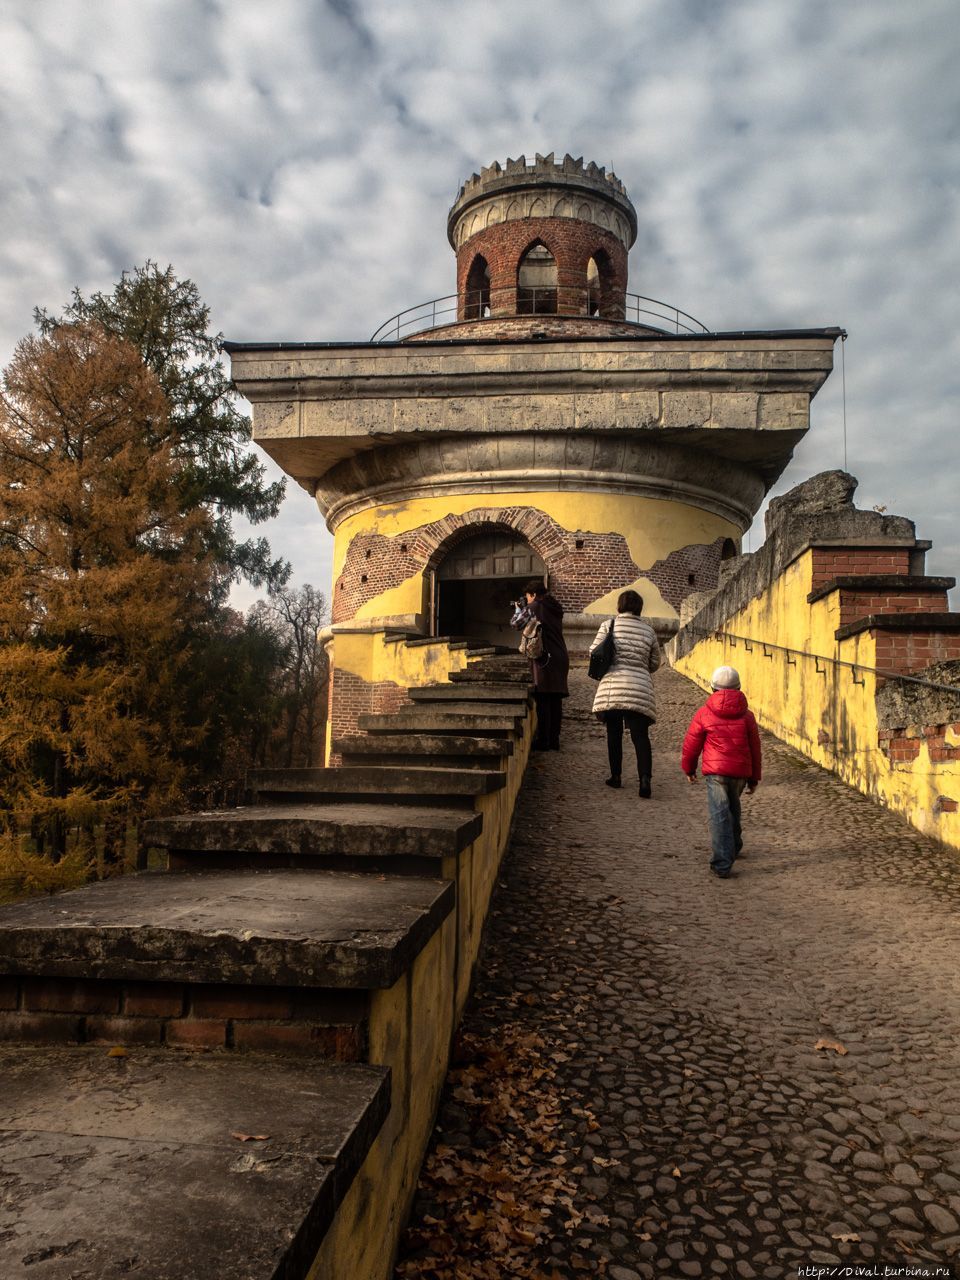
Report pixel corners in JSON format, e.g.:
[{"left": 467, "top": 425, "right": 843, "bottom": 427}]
[{"left": 669, "top": 471, "right": 960, "bottom": 852}]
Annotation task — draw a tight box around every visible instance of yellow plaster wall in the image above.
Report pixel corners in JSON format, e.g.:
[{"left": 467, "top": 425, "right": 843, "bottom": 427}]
[
  {"left": 334, "top": 491, "right": 739, "bottom": 623},
  {"left": 672, "top": 549, "right": 960, "bottom": 852},
  {"left": 308, "top": 671, "right": 535, "bottom": 1279}
]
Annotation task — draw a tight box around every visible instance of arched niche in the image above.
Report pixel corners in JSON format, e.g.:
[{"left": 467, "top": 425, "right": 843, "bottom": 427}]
[
  {"left": 464, "top": 254, "right": 491, "bottom": 320},
  {"left": 517, "top": 242, "right": 558, "bottom": 316}
]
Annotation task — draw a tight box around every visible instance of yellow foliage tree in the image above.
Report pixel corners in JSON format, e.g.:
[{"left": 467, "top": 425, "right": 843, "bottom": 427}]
[{"left": 0, "top": 321, "right": 214, "bottom": 877}]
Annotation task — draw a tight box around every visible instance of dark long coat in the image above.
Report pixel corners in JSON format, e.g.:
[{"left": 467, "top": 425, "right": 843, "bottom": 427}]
[{"left": 528, "top": 593, "right": 569, "bottom": 696}]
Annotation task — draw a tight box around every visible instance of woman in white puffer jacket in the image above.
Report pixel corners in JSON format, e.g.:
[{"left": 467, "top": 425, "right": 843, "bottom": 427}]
[{"left": 589, "top": 590, "right": 662, "bottom": 797}]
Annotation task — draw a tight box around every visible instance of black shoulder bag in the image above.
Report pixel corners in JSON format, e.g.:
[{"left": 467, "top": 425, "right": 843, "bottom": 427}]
[{"left": 588, "top": 617, "right": 616, "bottom": 681}]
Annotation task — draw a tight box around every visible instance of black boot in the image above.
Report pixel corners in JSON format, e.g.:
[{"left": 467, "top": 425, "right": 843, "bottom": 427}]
[{"left": 639, "top": 776, "right": 652, "bottom": 798}]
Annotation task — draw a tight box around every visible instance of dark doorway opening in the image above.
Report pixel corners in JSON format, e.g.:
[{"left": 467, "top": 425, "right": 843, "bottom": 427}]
[{"left": 434, "top": 530, "right": 545, "bottom": 646}]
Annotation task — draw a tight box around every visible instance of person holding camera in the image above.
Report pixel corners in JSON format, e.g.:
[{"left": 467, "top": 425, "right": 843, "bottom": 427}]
[{"left": 512, "top": 580, "right": 569, "bottom": 751}]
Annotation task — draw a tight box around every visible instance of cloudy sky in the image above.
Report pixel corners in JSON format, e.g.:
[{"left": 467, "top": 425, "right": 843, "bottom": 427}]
[{"left": 2, "top": 0, "right": 957, "bottom": 611}]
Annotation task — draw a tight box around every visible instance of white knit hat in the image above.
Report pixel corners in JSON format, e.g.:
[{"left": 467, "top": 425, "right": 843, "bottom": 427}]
[{"left": 710, "top": 665, "right": 741, "bottom": 690}]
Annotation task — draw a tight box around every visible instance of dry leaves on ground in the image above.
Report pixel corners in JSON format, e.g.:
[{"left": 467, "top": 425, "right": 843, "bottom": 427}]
[{"left": 395, "top": 1024, "right": 603, "bottom": 1279}]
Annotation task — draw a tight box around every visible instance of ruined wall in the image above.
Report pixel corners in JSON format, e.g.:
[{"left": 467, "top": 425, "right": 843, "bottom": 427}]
[{"left": 669, "top": 472, "right": 960, "bottom": 852}]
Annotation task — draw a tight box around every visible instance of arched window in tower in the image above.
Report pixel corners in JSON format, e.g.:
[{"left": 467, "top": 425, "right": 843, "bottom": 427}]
[
  {"left": 586, "top": 248, "right": 614, "bottom": 316},
  {"left": 464, "top": 254, "right": 490, "bottom": 319},
  {"left": 517, "top": 243, "right": 558, "bottom": 315}
]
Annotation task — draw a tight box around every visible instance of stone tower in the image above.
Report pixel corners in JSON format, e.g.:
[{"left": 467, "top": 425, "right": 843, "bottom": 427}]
[{"left": 227, "top": 152, "right": 841, "bottom": 751}]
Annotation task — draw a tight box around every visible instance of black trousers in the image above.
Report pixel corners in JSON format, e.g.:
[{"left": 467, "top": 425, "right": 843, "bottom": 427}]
[
  {"left": 605, "top": 710, "right": 653, "bottom": 779},
  {"left": 534, "top": 692, "right": 564, "bottom": 748}
]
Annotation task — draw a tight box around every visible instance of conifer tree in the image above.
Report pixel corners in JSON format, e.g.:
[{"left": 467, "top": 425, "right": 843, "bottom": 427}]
[
  {"left": 34, "top": 262, "right": 288, "bottom": 595},
  {"left": 0, "top": 321, "right": 213, "bottom": 864}
]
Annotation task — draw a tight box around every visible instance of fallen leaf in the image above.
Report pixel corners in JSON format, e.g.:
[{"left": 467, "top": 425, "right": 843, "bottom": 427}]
[
  {"left": 672, "top": 1166, "right": 681, "bottom": 1178},
  {"left": 813, "top": 1037, "right": 849, "bottom": 1055},
  {"left": 107, "top": 1046, "right": 128, "bottom": 1058},
  {"left": 832, "top": 1232, "right": 861, "bottom": 1243},
  {"left": 231, "top": 1132, "right": 270, "bottom": 1142}
]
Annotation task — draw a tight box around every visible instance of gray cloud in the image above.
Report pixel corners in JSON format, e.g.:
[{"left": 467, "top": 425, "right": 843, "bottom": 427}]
[{"left": 1, "top": 0, "right": 957, "bottom": 610}]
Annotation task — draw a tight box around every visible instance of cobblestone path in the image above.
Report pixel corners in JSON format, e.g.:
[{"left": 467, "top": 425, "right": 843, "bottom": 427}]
[{"left": 396, "top": 667, "right": 960, "bottom": 1280}]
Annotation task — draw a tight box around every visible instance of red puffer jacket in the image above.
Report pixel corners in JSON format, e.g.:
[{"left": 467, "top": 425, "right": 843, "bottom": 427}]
[{"left": 681, "top": 689, "right": 762, "bottom": 781}]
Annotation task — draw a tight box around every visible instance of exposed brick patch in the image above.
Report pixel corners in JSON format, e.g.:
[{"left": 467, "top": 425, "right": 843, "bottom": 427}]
[
  {"left": 936, "top": 796, "right": 958, "bottom": 814},
  {"left": 334, "top": 505, "right": 727, "bottom": 622},
  {"left": 882, "top": 735, "right": 923, "bottom": 764},
  {"left": 643, "top": 539, "right": 728, "bottom": 613},
  {"left": 327, "top": 667, "right": 411, "bottom": 755}
]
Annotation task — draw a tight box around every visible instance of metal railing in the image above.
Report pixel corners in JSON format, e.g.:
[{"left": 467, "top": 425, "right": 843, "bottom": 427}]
[
  {"left": 684, "top": 625, "right": 960, "bottom": 696},
  {"left": 370, "top": 287, "right": 709, "bottom": 342}
]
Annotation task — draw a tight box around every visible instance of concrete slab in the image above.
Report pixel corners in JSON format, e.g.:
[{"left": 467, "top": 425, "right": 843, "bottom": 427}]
[
  {"left": 407, "top": 684, "right": 531, "bottom": 703},
  {"left": 0, "top": 1046, "right": 388, "bottom": 1280},
  {"left": 0, "top": 870, "right": 454, "bottom": 989},
  {"left": 358, "top": 711, "right": 522, "bottom": 734},
  {"left": 250, "top": 766, "right": 506, "bottom": 797},
  {"left": 332, "top": 734, "right": 513, "bottom": 759},
  {"left": 146, "top": 802, "right": 482, "bottom": 858}
]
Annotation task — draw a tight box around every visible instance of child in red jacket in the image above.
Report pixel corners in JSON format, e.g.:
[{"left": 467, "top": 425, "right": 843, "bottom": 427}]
[{"left": 681, "top": 666, "right": 762, "bottom": 879}]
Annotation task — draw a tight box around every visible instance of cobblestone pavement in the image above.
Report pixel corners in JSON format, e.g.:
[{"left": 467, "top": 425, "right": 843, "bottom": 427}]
[{"left": 397, "top": 667, "right": 960, "bottom": 1280}]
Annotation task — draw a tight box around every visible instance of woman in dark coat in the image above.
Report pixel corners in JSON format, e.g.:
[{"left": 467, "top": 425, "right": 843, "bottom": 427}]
[{"left": 515, "top": 579, "right": 569, "bottom": 751}]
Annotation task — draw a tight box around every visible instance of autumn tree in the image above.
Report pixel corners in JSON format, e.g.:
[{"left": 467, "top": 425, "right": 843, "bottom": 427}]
[
  {"left": 0, "top": 321, "right": 214, "bottom": 870},
  {"left": 248, "top": 584, "right": 329, "bottom": 768},
  {"left": 34, "top": 261, "right": 288, "bottom": 595}
]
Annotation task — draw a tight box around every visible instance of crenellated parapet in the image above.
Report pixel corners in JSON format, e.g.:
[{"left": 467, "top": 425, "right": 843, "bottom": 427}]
[{"left": 448, "top": 153, "right": 636, "bottom": 252}]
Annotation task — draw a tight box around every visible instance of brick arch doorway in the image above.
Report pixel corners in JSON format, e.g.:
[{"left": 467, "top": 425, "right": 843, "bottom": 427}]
[{"left": 433, "top": 528, "right": 546, "bottom": 645}]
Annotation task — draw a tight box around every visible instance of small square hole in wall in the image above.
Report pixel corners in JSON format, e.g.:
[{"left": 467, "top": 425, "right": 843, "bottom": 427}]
[
  {"left": 400, "top": 543, "right": 408, "bottom": 553},
  {"left": 361, "top": 574, "right": 368, "bottom": 583},
  {"left": 688, "top": 573, "right": 696, "bottom": 585},
  {"left": 575, "top": 538, "right": 585, "bottom": 551},
  {"left": 365, "top": 548, "right": 371, "bottom": 559}
]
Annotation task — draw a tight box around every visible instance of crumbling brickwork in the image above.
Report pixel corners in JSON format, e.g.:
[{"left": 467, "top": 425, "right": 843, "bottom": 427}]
[
  {"left": 327, "top": 667, "right": 410, "bottom": 757},
  {"left": 334, "top": 505, "right": 729, "bottom": 622}
]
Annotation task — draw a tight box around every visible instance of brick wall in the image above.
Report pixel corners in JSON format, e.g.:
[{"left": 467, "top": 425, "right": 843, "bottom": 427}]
[
  {"left": 327, "top": 666, "right": 411, "bottom": 758},
  {"left": 0, "top": 976, "right": 366, "bottom": 1058},
  {"left": 837, "top": 589, "right": 948, "bottom": 627},
  {"left": 874, "top": 630, "right": 960, "bottom": 676},
  {"left": 454, "top": 217, "right": 628, "bottom": 319},
  {"left": 809, "top": 548, "right": 911, "bottom": 589}
]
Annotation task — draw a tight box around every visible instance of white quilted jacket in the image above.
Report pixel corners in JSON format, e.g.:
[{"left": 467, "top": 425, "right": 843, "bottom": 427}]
[{"left": 589, "top": 614, "right": 661, "bottom": 720}]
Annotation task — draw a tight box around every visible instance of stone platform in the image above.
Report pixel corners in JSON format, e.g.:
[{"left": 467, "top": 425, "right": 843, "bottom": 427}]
[{"left": 0, "top": 1047, "right": 388, "bottom": 1280}]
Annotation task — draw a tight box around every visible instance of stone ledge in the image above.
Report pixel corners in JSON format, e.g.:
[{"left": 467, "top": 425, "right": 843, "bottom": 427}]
[
  {"left": 807, "top": 575, "right": 955, "bottom": 604},
  {"left": 0, "top": 870, "right": 454, "bottom": 990},
  {"left": 0, "top": 1046, "right": 389, "bottom": 1280},
  {"left": 835, "top": 612, "right": 960, "bottom": 642},
  {"left": 146, "top": 803, "right": 483, "bottom": 859}
]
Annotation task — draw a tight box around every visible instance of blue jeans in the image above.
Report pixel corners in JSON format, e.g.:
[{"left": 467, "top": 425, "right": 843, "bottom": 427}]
[{"left": 705, "top": 775, "right": 747, "bottom": 874}]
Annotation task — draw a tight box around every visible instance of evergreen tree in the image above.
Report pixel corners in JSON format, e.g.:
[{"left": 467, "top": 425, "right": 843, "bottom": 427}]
[
  {"left": 34, "top": 262, "right": 289, "bottom": 596},
  {"left": 0, "top": 321, "right": 213, "bottom": 866}
]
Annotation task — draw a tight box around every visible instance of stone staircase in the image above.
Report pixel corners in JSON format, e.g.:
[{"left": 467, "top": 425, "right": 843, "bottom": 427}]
[{"left": 0, "top": 643, "right": 534, "bottom": 1280}]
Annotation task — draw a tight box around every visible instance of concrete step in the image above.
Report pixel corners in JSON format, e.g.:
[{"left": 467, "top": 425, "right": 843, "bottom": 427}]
[
  {"left": 407, "top": 684, "right": 531, "bottom": 704},
  {"left": 333, "top": 734, "right": 514, "bottom": 770},
  {"left": 145, "top": 803, "right": 482, "bottom": 870},
  {"left": 357, "top": 709, "right": 524, "bottom": 736},
  {"left": 0, "top": 869, "right": 454, "bottom": 994},
  {"left": 0, "top": 1046, "right": 389, "bottom": 1280},
  {"left": 249, "top": 766, "right": 506, "bottom": 801},
  {"left": 448, "top": 669, "right": 531, "bottom": 685}
]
